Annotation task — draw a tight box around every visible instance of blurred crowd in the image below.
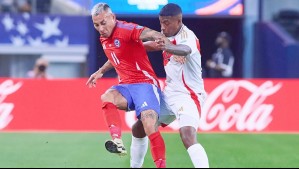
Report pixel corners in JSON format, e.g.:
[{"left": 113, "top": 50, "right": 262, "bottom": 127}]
[
  {"left": 27, "top": 57, "right": 51, "bottom": 79},
  {"left": 0, "top": 0, "right": 90, "bottom": 15},
  {"left": 0, "top": 0, "right": 51, "bottom": 13}
]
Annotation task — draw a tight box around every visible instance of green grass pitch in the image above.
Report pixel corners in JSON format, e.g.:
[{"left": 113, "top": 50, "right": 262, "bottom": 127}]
[{"left": 0, "top": 133, "right": 298, "bottom": 168}]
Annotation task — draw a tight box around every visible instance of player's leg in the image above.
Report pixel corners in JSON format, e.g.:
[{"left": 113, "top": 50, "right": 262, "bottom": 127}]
[
  {"left": 140, "top": 110, "right": 166, "bottom": 168},
  {"left": 130, "top": 120, "right": 148, "bottom": 168},
  {"left": 130, "top": 95, "right": 175, "bottom": 168},
  {"left": 180, "top": 126, "right": 209, "bottom": 168},
  {"left": 101, "top": 89, "right": 126, "bottom": 140},
  {"left": 129, "top": 84, "right": 166, "bottom": 168},
  {"left": 101, "top": 86, "right": 133, "bottom": 156},
  {"left": 175, "top": 95, "right": 209, "bottom": 168}
]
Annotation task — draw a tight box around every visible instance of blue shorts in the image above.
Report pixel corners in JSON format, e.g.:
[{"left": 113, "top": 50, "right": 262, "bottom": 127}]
[{"left": 111, "top": 83, "right": 162, "bottom": 119}]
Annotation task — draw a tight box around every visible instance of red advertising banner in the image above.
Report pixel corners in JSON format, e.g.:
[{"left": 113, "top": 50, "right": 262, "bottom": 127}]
[{"left": 0, "top": 78, "right": 298, "bottom": 132}]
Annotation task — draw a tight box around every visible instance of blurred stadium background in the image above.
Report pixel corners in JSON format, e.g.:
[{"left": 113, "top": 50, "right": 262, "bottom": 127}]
[{"left": 1, "top": 0, "right": 299, "bottom": 168}]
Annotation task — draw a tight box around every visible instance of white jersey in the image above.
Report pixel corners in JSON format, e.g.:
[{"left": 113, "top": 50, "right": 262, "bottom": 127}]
[{"left": 163, "top": 25, "right": 205, "bottom": 95}]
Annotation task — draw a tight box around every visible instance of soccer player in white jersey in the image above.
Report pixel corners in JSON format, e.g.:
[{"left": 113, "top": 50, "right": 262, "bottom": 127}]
[{"left": 129, "top": 3, "right": 210, "bottom": 168}]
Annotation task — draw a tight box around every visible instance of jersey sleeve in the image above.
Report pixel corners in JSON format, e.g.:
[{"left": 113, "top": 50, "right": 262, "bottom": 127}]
[
  {"left": 177, "top": 30, "right": 200, "bottom": 56},
  {"left": 130, "top": 24, "right": 146, "bottom": 41}
]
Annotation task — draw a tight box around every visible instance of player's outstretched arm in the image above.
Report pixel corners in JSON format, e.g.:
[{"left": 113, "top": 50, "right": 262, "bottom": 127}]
[
  {"left": 157, "top": 37, "right": 192, "bottom": 57},
  {"left": 86, "top": 61, "right": 114, "bottom": 88},
  {"left": 140, "top": 28, "right": 191, "bottom": 56},
  {"left": 139, "top": 27, "right": 165, "bottom": 42},
  {"left": 143, "top": 41, "right": 161, "bottom": 52},
  {"left": 163, "top": 43, "right": 192, "bottom": 57}
]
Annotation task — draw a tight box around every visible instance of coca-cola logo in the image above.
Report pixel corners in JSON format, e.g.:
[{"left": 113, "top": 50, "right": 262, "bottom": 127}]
[
  {"left": 200, "top": 80, "right": 282, "bottom": 131},
  {"left": 0, "top": 80, "right": 22, "bottom": 130},
  {"left": 126, "top": 80, "right": 282, "bottom": 132}
]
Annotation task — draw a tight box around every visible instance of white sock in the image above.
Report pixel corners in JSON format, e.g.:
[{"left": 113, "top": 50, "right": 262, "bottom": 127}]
[
  {"left": 187, "top": 144, "right": 209, "bottom": 168},
  {"left": 130, "top": 136, "right": 149, "bottom": 168}
]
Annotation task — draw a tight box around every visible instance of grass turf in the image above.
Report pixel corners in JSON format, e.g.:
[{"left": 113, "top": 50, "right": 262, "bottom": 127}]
[{"left": 0, "top": 133, "right": 298, "bottom": 168}]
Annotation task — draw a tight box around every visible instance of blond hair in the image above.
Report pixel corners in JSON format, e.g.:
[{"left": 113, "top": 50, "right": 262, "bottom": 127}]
[{"left": 91, "top": 3, "right": 112, "bottom": 16}]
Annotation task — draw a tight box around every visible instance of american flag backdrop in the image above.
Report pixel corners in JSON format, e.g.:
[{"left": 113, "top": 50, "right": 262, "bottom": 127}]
[{"left": 0, "top": 14, "right": 91, "bottom": 47}]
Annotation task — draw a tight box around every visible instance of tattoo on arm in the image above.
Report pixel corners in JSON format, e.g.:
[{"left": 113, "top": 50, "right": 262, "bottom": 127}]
[{"left": 140, "top": 28, "right": 164, "bottom": 42}]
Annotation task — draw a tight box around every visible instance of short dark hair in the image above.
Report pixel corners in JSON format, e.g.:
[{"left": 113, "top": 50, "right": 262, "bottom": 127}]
[{"left": 159, "top": 3, "right": 182, "bottom": 16}]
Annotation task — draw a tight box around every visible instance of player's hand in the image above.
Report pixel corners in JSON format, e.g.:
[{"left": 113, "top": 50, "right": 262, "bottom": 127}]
[
  {"left": 86, "top": 71, "right": 104, "bottom": 88},
  {"left": 155, "top": 38, "right": 168, "bottom": 50},
  {"left": 173, "top": 55, "right": 186, "bottom": 64}
]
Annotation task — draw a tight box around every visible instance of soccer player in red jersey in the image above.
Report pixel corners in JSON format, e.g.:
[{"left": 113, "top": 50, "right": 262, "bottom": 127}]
[
  {"left": 130, "top": 3, "right": 210, "bottom": 168},
  {"left": 86, "top": 3, "right": 182, "bottom": 168}
]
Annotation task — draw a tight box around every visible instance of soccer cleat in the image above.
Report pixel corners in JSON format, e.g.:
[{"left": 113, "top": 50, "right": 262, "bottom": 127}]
[{"left": 105, "top": 138, "right": 127, "bottom": 156}]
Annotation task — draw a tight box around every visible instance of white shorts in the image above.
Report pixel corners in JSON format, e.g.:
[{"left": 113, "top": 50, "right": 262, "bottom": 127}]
[
  {"left": 159, "top": 91, "right": 206, "bottom": 130},
  {"left": 158, "top": 94, "right": 176, "bottom": 126}
]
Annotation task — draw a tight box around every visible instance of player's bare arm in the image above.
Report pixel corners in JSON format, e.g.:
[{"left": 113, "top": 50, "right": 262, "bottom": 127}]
[
  {"left": 139, "top": 27, "right": 165, "bottom": 42},
  {"left": 86, "top": 61, "right": 114, "bottom": 88},
  {"left": 140, "top": 27, "right": 191, "bottom": 56},
  {"left": 140, "top": 28, "right": 177, "bottom": 52},
  {"left": 164, "top": 43, "right": 192, "bottom": 56},
  {"left": 143, "top": 41, "right": 186, "bottom": 64},
  {"left": 143, "top": 41, "right": 161, "bottom": 52},
  {"left": 143, "top": 39, "right": 191, "bottom": 57},
  {"left": 98, "top": 60, "right": 114, "bottom": 74},
  {"left": 157, "top": 38, "right": 191, "bottom": 56}
]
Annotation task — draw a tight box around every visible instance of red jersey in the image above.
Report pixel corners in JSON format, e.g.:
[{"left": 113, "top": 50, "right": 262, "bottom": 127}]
[{"left": 100, "top": 20, "right": 159, "bottom": 87}]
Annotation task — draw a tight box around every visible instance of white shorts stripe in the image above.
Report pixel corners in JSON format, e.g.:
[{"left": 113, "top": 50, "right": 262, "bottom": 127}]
[{"left": 152, "top": 85, "right": 160, "bottom": 104}]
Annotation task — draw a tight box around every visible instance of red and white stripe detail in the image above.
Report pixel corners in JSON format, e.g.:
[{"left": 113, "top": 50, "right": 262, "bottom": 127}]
[
  {"left": 111, "top": 52, "right": 120, "bottom": 65},
  {"left": 136, "top": 62, "right": 158, "bottom": 87},
  {"left": 182, "top": 71, "right": 202, "bottom": 115},
  {"left": 196, "top": 38, "right": 201, "bottom": 52}
]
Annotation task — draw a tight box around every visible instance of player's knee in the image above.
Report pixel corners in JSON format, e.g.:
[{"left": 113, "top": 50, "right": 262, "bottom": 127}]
[
  {"left": 180, "top": 127, "right": 198, "bottom": 149},
  {"left": 132, "top": 120, "right": 146, "bottom": 138},
  {"left": 101, "top": 93, "right": 108, "bottom": 102},
  {"left": 101, "top": 91, "right": 115, "bottom": 103}
]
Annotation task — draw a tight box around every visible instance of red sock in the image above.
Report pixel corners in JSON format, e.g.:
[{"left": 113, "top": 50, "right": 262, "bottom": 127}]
[
  {"left": 102, "top": 102, "right": 122, "bottom": 139},
  {"left": 149, "top": 132, "right": 166, "bottom": 168}
]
